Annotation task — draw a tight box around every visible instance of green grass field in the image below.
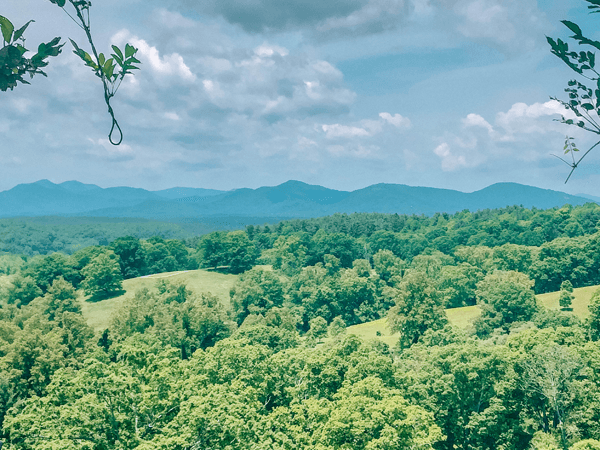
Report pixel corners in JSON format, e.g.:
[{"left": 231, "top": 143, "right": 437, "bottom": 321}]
[
  {"left": 80, "top": 269, "right": 239, "bottom": 332},
  {"left": 344, "top": 284, "right": 599, "bottom": 346}
]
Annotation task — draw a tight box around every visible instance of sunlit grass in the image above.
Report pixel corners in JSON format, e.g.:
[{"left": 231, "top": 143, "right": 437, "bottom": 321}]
[
  {"left": 344, "top": 284, "right": 599, "bottom": 346},
  {"left": 79, "top": 269, "right": 238, "bottom": 332}
]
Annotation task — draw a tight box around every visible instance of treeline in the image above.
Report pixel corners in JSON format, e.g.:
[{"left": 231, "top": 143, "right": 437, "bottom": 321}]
[
  {"left": 2, "top": 236, "right": 198, "bottom": 305},
  {"left": 0, "top": 217, "right": 191, "bottom": 255}
]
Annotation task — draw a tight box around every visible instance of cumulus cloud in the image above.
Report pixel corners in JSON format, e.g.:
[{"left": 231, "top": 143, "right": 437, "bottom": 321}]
[
  {"left": 433, "top": 100, "right": 578, "bottom": 171},
  {"left": 434, "top": 142, "right": 468, "bottom": 171},
  {"left": 496, "top": 100, "right": 572, "bottom": 138},
  {"left": 111, "top": 30, "right": 196, "bottom": 83},
  {"left": 189, "top": 42, "right": 356, "bottom": 119},
  {"left": 379, "top": 112, "right": 412, "bottom": 129},
  {"left": 322, "top": 112, "right": 411, "bottom": 140},
  {"left": 463, "top": 113, "right": 494, "bottom": 135}
]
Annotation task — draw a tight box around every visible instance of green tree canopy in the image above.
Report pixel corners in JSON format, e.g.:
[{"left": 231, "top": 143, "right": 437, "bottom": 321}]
[{"left": 80, "top": 251, "right": 123, "bottom": 298}]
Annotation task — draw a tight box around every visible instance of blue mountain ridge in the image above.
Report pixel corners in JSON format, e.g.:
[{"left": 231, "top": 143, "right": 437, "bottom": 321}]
[{"left": 0, "top": 179, "right": 594, "bottom": 220}]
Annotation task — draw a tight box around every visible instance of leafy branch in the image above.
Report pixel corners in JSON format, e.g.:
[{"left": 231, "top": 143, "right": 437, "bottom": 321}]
[
  {"left": 48, "top": 0, "right": 141, "bottom": 145},
  {"left": 1, "top": 1, "right": 141, "bottom": 145},
  {"left": 547, "top": 3, "right": 600, "bottom": 182},
  {"left": 0, "top": 16, "right": 64, "bottom": 91}
]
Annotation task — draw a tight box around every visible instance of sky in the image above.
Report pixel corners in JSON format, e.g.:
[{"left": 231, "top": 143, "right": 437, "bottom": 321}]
[{"left": 2, "top": 0, "right": 600, "bottom": 195}]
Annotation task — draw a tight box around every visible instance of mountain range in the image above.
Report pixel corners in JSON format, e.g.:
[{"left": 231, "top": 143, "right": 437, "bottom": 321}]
[{"left": 0, "top": 179, "right": 595, "bottom": 221}]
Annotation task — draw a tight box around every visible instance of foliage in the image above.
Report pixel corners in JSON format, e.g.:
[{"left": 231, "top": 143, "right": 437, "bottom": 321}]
[
  {"left": 547, "top": 1, "right": 600, "bottom": 181},
  {"left": 0, "top": 15, "right": 63, "bottom": 91},
  {"left": 388, "top": 270, "right": 447, "bottom": 348},
  {"left": 2, "top": 0, "right": 141, "bottom": 144},
  {"left": 4, "top": 275, "right": 42, "bottom": 306},
  {"left": 229, "top": 267, "right": 285, "bottom": 324},
  {"left": 110, "top": 282, "right": 235, "bottom": 359},
  {"left": 80, "top": 251, "right": 123, "bottom": 298},
  {"left": 307, "top": 316, "right": 328, "bottom": 341},
  {"left": 197, "top": 230, "right": 257, "bottom": 274},
  {"left": 587, "top": 287, "right": 600, "bottom": 340},
  {"left": 0, "top": 217, "right": 192, "bottom": 256},
  {"left": 328, "top": 316, "right": 346, "bottom": 337},
  {"left": 474, "top": 271, "right": 538, "bottom": 337}
]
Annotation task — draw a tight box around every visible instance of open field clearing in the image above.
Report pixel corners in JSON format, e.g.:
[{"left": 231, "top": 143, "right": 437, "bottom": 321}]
[
  {"left": 79, "top": 269, "right": 238, "bottom": 332},
  {"left": 343, "top": 284, "right": 598, "bottom": 346}
]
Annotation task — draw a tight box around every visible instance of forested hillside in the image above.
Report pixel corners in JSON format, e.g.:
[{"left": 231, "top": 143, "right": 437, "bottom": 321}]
[{"left": 2, "top": 203, "right": 600, "bottom": 449}]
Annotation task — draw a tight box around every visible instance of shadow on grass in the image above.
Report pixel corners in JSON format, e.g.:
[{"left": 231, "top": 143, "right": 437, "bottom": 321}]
[{"left": 86, "top": 289, "right": 126, "bottom": 303}]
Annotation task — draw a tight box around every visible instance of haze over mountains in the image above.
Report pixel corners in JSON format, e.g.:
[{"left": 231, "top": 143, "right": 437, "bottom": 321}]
[{"left": 0, "top": 179, "right": 594, "bottom": 221}]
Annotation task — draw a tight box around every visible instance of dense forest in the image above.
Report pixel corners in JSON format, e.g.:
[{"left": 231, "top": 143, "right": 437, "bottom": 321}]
[{"left": 2, "top": 203, "right": 600, "bottom": 449}]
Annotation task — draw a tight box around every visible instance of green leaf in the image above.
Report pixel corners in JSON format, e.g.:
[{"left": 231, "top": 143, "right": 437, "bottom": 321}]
[
  {"left": 13, "top": 20, "right": 34, "bottom": 42},
  {"left": 48, "top": 0, "right": 67, "bottom": 7},
  {"left": 104, "top": 59, "right": 115, "bottom": 79},
  {"left": 0, "top": 15, "right": 14, "bottom": 44},
  {"left": 562, "top": 20, "right": 583, "bottom": 37},
  {"left": 111, "top": 45, "right": 123, "bottom": 61},
  {"left": 15, "top": 43, "right": 27, "bottom": 55},
  {"left": 98, "top": 53, "right": 105, "bottom": 66},
  {"left": 125, "top": 43, "right": 136, "bottom": 58}
]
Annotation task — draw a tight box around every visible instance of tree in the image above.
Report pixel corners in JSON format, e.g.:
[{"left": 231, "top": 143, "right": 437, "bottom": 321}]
[
  {"left": 559, "top": 280, "right": 575, "bottom": 310},
  {"left": 522, "top": 344, "right": 585, "bottom": 450},
  {"left": 111, "top": 236, "right": 147, "bottom": 279},
  {"left": 307, "top": 316, "right": 328, "bottom": 342},
  {"left": 388, "top": 270, "right": 447, "bottom": 349},
  {"left": 80, "top": 252, "right": 123, "bottom": 298},
  {"left": 328, "top": 316, "right": 346, "bottom": 337},
  {"left": 230, "top": 267, "right": 285, "bottom": 324},
  {"left": 21, "top": 253, "right": 79, "bottom": 292},
  {"left": 474, "top": 270, "right": 539, "bottom": 337},
  {"left": 5, "top": 275, "right": 42, "bottom": 306},
  {"left": 41, "top": 276, "right": 80, "bottom": 320},
  {"left": 224, "top": 231, "right": 258, "bottom": 274},
  {"left": 547, "top": 0, "right": 600, "bottom": 181},
  {"left": 587, "top": 287, "right": 600, "bottom": 340},
  {"left": 1, "top": 1, "right": 141, "bottom": 144}
]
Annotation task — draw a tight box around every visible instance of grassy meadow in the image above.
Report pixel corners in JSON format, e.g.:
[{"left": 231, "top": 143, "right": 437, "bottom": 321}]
[
  {"left": 343, "top": 284, "right": 598, "bottom": 346},
  {"left": 79, "top": 269, "right": 238, "bottom": 332}
]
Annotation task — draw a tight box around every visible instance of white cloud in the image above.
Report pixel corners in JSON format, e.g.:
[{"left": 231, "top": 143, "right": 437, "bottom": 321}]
[
  {"left": 164, "top": 112, "right": 180, "bottom": 121},
  {"left": 322, "top": 124, "right": 371, "bottom": 138},
  {"left": 379, "top": 112, "right": 412, "bottom": 129},
  {"left": 255, "top": 44, "right": 289, "bottom": 57},
  {"left": 495, "top": 100, "right": 572, "bottom": 138},
  {"left": 463, "top": 113, "right": 493, "bottom": 134},
  {"left": 111, "top": 30, "right": 196, "bottom": 82},
  {"left": 316, "top": 0, "right": 413, "bottom": 37},
  {"left": 433, "top": 100, "right": 583, "bottom": 171},
  {"left": 434, "top": 142, "right": 468, "bottom": 171}
]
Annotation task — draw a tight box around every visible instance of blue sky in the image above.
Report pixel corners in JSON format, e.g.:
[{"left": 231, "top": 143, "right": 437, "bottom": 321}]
[{"left": 2, "top": 0, "right": 600, "bottom": 195}]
